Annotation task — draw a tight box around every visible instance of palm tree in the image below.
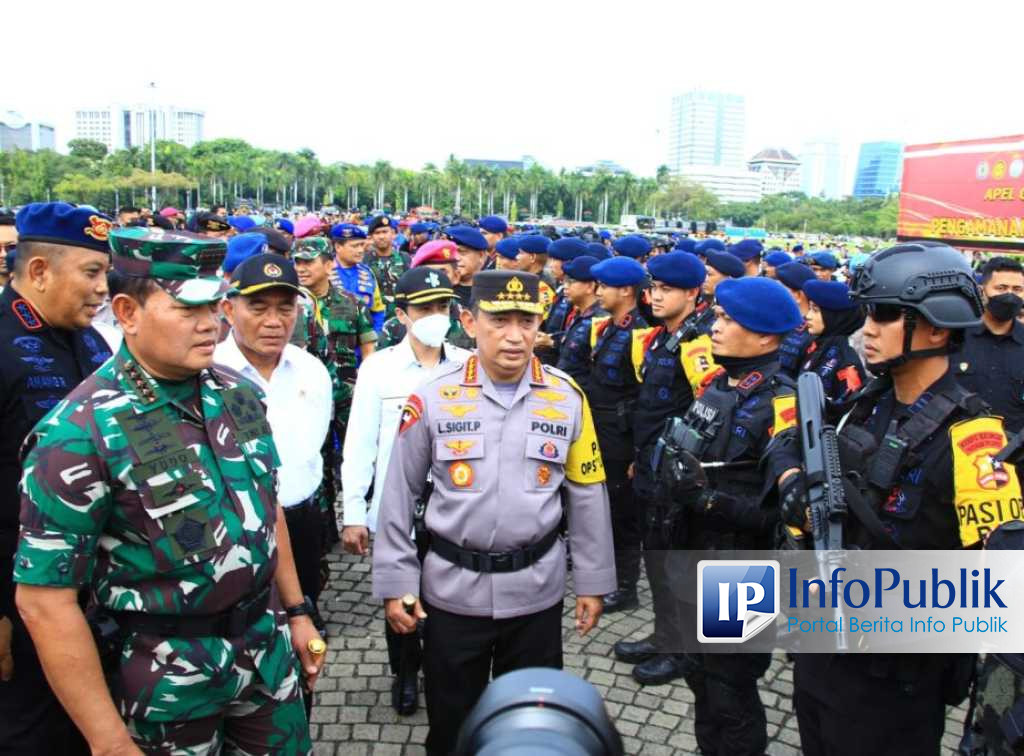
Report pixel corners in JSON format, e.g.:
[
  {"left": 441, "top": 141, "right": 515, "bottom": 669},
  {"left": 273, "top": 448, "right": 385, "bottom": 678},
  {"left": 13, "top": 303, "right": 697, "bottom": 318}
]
[
  {"left": 525, "top": 163, "right": 547, "bottom": 219},
  {"left": 501, "top": 168, "right": 523, "bottom": 219},
  {"left": 371, "top": 160, "right": 393, "bottom": 211},
  {"left": 444, "top": 156, "right": 467, "bottom": 215},
  {"left": 419, "top": 162, "right": 442, "bottom": 209},
  {"left": 393, "top": 168, "right": 416, "bottom": 212},
  {"left": 591, "top": 169, "right": 615, "bottom": 225},
  {"left": 618, "top": 172, "right": 637, "bottom": 219}
]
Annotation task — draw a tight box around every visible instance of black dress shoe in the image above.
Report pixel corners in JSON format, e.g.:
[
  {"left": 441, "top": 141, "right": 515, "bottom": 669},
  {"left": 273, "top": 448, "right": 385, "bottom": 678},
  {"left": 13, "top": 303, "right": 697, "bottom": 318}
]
[
  {"left": 632, "top": 654, "right": 689, "bottom": 686},
  {"left": 391, "top": 674, "right": 418, "bottom": 715},
  {"left": 602, "top": 587, "right": 639, "bottom": 614},
  {"left": 613, "top": 635, "right": 658, "bottom": 664}
]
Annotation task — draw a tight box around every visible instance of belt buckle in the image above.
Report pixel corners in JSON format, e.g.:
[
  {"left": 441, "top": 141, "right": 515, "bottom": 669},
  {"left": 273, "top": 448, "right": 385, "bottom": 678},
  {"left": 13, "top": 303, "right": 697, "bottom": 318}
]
[{"left": 488, "top": 551, "right": 514, "bottom": 572}]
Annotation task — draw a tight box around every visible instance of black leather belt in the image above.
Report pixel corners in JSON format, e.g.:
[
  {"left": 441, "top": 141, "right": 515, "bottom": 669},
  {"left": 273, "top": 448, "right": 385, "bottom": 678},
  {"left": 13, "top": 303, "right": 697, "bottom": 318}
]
[
  {"left": 112, "top": 583, "right": 271, "bottom": 639},
  {"left": 429, "top": 526, "right": 561, "bottom": 573}
]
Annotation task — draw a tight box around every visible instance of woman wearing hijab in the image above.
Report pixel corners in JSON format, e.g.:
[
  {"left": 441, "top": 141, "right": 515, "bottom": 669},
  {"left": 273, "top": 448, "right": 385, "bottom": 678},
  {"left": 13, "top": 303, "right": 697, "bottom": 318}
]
[{"left": 801, "top": 279, "right": 867, "bottom": 405}]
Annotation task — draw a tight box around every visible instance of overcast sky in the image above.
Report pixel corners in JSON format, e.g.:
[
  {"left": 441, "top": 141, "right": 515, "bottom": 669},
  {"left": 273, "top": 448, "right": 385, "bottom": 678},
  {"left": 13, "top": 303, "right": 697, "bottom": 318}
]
[{"left": 7, "top": 0, "right": 1023, "bottom": 193}]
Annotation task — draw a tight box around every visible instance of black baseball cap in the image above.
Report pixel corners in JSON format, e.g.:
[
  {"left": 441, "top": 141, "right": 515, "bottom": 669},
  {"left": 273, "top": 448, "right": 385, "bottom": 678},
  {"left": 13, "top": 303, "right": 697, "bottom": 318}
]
[
  {"left": 229, "top": 253, "right": 302, "bottom": 297},
  {"left": 395, "top": 267, "right": 454, "bottom": 307}
]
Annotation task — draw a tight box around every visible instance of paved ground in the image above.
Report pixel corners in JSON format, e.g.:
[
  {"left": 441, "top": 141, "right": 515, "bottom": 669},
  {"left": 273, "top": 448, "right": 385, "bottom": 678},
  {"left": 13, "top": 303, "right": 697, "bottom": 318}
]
[{"left": 310, "top": 546, "right": 969, "bottom": 755}]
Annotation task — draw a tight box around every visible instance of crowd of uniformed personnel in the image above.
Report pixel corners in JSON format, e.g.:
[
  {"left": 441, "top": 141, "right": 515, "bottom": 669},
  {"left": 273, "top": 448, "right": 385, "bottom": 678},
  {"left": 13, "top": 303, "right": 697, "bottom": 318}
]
[{"left": 1, "top": 199, "right": 1023, "bottom": 755}]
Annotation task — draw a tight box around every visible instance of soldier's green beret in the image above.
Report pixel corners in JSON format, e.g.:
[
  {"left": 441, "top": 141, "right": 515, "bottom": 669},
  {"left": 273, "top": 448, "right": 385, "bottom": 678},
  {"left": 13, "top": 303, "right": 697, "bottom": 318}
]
[{"left": 109, "top": 227, "right": 230, "bottom": 305}]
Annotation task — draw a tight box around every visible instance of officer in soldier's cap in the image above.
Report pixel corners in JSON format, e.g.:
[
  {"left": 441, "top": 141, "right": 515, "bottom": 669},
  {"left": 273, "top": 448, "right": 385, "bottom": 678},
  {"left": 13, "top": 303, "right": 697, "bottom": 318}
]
[
  {"left": 13, "top": 227, "right": 320, "bottom": 754},
  {"left": 374, "top": 269, "right": 615, "bottom": 755},
  {"left": 194, "top": 210, "right": 233, "bottom": 238}
]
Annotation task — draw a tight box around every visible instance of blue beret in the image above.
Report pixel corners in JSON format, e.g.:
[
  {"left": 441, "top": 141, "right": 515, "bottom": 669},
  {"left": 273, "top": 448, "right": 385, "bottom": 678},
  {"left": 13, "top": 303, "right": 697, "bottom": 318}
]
[
  {"left": 592, "top": 256, "right": 646, "bottom": 287},
  {"left": 613, "top": 234, "right": 652, "bottom": 259},
  {"left": 517, "top": 234, "right": 551, "bottom": 255},
  {"left": 228, "top": 216, "right": 256, "bottom": 232},
  {"left": 330, "top": 223, "right": 367, "bottom": 240},
  {"left": 478, "top": 215, "right": 508, "bottom": 234},
  {"left": 15, "top": 201, "right": 113, "bottom": 254},
  {"left": 646, "top": 252, "right": 707, "bottom": 289},
  {"left": 548, "top": 237, "right": 588, "bottom": 262},
  {"left": 705, "top": 249, "right": 745, "bottom": 278},
  {"left": 274, "top": 218, "right": 294, "bottom": 234},
  {"left": 729, "top": 238, "right": 764, "bottom": 261},
  {"left": 810, "top": 251, "right": 839, "bottom": 270},
  {"left": 775, "top": 261, "right": 817, "bottom": 292},
  {"left": 694, "top": 238, "right": 726, "bottom": 256},
  {"left": 599, "top": 230, "right": 612, "bottom": 240},
  {"left": 447, "top": 225, "right": 488, "bottom": 251},
  {"left": 673, "top": 237, "right": 698, "bottom": 254},
  {"left": 764, "top": 250, "right": 793, "bottom": 267},
  {"left": 563, "top": 255, "right": 600, "bottom": 282},
  {"left": 585, "top": 242, "right": 611, "bottom": 261},
  {"left": 792, "top": 243, "right": 804, "bottom": 253},
  {"left": 410, "top": 222, "right": 431, "bottom": 234},
  {"left": 495, "top": 236, "right": 522, "bottom": 260},
  {"left": 223, "top": 232, "right": 270, "bottom": 274},
  {"left": 716, "top": 278, "right": 803, "bottom": 334},
  {"left": 803, "top": 280, "right": 857, "bottom": 311}
]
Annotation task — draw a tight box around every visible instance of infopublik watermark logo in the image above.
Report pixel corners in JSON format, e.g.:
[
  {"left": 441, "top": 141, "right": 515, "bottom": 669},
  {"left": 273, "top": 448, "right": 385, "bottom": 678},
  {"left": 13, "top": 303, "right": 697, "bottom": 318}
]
[{"left": 698, "top": 560, "right": 780, "bottom": 643}]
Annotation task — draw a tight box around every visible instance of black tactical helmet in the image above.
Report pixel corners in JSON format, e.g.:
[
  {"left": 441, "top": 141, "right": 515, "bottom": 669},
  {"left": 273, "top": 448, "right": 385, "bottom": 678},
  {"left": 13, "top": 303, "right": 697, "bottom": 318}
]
[{"left": 849, "top": 242, "right": 983, "bottom": 329}]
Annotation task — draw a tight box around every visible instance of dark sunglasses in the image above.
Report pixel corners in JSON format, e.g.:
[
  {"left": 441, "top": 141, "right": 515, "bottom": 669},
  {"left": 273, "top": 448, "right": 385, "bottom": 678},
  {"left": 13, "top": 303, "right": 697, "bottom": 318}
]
[{"left": 861, "top": 302, "right": 906, "bottom": 323}]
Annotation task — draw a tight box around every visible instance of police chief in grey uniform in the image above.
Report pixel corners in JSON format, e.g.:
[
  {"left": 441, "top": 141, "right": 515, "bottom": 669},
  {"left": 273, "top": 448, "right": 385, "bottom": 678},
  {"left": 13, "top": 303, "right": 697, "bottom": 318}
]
[{"left": 372, "top": 270, "right": 615, "bottom": 755}]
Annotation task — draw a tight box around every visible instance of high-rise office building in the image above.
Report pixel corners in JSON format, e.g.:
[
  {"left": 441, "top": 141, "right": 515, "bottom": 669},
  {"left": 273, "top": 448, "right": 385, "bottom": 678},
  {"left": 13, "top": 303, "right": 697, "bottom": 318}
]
[
  {"left": 667, "top": 91, "right": 746, "bottom": 173},
  {"left": 800, "top": 138, "right": 843, "bottom": 199},
  {"left": 0, "top": 111, "right": 56, "bottom": 152},
  {"left": 852, "top": 141, "right": 903, "bottom": 198},
  {"left": 74, "top": 104, "right": 204, "bottom": 152}
]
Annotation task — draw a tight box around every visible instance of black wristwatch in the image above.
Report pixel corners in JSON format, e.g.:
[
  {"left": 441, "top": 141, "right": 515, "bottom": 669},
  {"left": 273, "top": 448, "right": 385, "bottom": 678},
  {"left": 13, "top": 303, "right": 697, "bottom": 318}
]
[{"left": 285, "top": 597, "right": 314, "bottom": 619}]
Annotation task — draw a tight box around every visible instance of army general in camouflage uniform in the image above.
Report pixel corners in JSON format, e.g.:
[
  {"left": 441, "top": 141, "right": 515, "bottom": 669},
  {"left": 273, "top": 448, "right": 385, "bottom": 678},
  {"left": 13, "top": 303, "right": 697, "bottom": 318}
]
[
  {"left": 292, "top": 236, "right": 376, "bottom": 551},
  {"left": 14, "top": 228, "right": 321, "bottom": 755}
]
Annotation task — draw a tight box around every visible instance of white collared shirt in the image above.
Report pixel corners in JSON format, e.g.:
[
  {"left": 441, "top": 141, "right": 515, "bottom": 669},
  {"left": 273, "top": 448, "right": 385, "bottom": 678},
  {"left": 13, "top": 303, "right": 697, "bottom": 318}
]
[
  {"left": 215, "top": 332, "right": 333, "bottom": 507},
  {"left": 342, "top": 338, "right": 471, "bottom": 532}
]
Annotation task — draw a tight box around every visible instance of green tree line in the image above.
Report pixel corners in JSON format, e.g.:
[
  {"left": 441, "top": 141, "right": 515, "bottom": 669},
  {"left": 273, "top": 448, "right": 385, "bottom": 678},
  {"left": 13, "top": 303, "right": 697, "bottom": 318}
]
[{"left": 0, "top": 138, "right": 897, "bottom": 237}]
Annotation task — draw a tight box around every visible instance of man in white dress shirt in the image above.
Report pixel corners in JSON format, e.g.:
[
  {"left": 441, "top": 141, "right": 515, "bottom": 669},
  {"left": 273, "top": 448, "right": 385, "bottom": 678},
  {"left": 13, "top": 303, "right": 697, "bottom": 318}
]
[
  {"left": 342, "top": 267, "right": 471, "bottom": 715},
  {"left": 215, "top": 253, "right": 333, "bottom": 631}
]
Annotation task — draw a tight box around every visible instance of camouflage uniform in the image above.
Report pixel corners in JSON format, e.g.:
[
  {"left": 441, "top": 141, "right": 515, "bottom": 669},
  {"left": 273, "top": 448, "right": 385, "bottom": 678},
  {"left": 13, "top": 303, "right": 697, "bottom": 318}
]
[
  {"left": 293, "top": 240, "right": 378, "bottom": 547},
  {"left": 13, "top": 227, "right": 310, "bottom": 755},
  {"left": 366, "top": 249, "right": 410, "bottom": 320}
]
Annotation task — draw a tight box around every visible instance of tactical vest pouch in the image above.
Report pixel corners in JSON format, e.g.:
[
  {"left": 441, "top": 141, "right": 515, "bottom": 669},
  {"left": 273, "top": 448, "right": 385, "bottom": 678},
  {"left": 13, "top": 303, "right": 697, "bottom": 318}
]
[
  {"left": 866, "top": 433, "right": 909, "bottom": 491},
  {"left": 837, "top": 423, "right": 877, "bottom": 472}
]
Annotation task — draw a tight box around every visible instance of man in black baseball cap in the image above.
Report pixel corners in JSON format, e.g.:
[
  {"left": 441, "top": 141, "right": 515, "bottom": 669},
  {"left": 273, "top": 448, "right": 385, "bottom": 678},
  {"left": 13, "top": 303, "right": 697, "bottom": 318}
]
[{"left": 194, "top": 211, "right": 233, "bottom": 239}]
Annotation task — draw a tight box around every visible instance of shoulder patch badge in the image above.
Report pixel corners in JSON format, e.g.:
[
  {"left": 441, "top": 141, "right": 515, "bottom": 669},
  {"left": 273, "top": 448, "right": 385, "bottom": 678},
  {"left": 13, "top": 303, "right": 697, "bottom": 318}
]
[
  {"left": 737, "top": 371, "right": 764, "bottom": 391},
  {"left": 399, "top": 394, "right": 424, "bottom": 433},
  {"left": 12, "top": 299, "right": 43, "bottom": 331}
]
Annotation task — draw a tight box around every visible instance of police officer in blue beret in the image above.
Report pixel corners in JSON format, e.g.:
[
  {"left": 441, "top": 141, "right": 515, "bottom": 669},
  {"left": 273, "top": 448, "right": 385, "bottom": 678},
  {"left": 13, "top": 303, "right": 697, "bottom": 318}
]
[
  {"left": 512, "top": 235, "right": 557, "bottom": 322},
  {"left": 762, "top": 249, "right": 793, "bottom": 279},
  {"left": 673, "top": 237, "right": 698, "bottom": 255},
  {"left": 694, "top": 237, "right": 727, "bottom": 259},
  {"left": 274, "top": 218, "right": 295, "bottom": 244},
  {"left": 477, "top": 215, "right": 507, "bottom": 271},
  {"left": 612, "top": 254, "right": 718, "bottom": 662},
  {"left": 774, "top": 262, "right": 818, "bottom": 378},
  {"left": 651, "top": 276, "right": 802, "bottom": 754},
  {"left": 729, "top": 238, "right": 764, "bottom": 277},
  {"left": 537, "top": 238, "right": 588, "bottom": 364},
  {"left": 801, "top": 280, "right": 866, "bottom": 405},
  {"left": 809, "top": 251, "right": 839, "bottom": 281},
  {"left": 703, "top": 249, "right": 744, "bottom": 301},
  {"left": 446, "top": 225, "right": 488, "bottom": 309},
  {"left": 0, "top": 202, "right": 115, "bottom": 755},
  {"left": 585, "top": 241, "right": 611, "bottom": 261},
  {"left": 612, "top": 234, "right": 652, "bottom": 261},
  {"left": 331, "top": 223, "right": 387, "bottom": 331},
  {"left": 493, "top": 236, "right": 521, "bottom": 271},
  {"left": 554, "top": 256, "right": 607, "bottom": 390},
  {"left": 585, "top": 256, "right": 649, "bottom": 613}
]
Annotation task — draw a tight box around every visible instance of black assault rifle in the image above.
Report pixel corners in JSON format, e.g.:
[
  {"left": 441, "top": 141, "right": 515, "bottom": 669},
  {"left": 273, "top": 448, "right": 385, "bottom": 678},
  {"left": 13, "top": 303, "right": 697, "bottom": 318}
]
[{"left": 795, "top": 371, "right": 849, "bottom": 650}]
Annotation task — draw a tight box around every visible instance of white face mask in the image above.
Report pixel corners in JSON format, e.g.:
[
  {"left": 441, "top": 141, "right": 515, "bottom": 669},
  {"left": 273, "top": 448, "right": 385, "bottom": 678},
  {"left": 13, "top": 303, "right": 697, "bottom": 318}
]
[{"left": 410, "top": 313, "right": 450, "bottom": 347}]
